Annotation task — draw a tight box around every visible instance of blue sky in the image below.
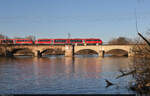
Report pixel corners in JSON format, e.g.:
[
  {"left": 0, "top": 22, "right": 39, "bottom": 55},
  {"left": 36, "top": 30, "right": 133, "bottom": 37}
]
[{"left": 0, "top": 0, "right": 149, "bottom": 42}]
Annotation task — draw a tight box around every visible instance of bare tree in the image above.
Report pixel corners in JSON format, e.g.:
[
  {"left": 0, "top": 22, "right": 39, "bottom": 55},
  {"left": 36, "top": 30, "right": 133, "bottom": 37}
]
[{"left": 108, "top": 37, "right": 133, "bottom": 45}]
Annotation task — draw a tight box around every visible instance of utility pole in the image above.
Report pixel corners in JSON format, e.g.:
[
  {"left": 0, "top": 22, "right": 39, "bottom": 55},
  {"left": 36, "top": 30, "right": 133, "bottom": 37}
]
[
  {"left": 4, "top": 32, "right": 6, "bottom": 39},
  {"left": 68, "top": 33, "right": 71, "bottom": 39},
  {"left": 32, "top": 32, "right": 36, "bottom": 41}
]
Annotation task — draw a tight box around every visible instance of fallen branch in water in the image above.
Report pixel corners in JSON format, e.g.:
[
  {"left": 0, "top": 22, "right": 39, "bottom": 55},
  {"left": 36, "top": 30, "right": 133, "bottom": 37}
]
[
  {"left": 105, "top": 79, "right": 114, "bottom": 88},
  {"left": 116, "top": 70, "right": 136, "bottom": 79}
]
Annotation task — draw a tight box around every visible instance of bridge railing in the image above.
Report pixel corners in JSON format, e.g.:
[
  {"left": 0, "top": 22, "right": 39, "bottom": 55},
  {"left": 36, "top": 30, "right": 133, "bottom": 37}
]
[{"left": 102, "top": 42, "right": 145, "bottom": 45}]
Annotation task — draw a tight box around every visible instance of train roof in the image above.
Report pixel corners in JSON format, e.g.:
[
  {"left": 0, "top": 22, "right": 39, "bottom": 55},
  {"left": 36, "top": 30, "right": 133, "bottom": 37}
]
[
  {"left": 0, "top": 38, "right": 32, "bottom": 40},
  {"left": 35, "top": 38, "right": 101, "bottom": 39}
]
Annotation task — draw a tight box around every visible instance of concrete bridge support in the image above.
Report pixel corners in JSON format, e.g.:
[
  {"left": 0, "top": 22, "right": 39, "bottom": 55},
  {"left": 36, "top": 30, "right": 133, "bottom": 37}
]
[
  {"left": 65, "top": 45, "right": 74, "bottom": 57},
  {"left": 5, "top": 50, "right": 13, "bottom": 56},
  {"left": 0, "top": 49, "right": 6, "bottom": 56},
  {"left": 128, "top": 51, "right": 134, "bottom": 57},
  {"left": 98, "top": 50, "right": 105, "bottom": 57},
  {"left": 34, "top": 50, "right": 42, "bottom": 57}
]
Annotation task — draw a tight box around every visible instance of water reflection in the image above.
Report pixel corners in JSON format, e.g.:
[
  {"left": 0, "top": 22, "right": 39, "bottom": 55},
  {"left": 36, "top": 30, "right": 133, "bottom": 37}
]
[
  {"left": 65, "top": 57, "right": 75, "bottom": 75},
  {"left": 0, "top": 56, "right": 135, "bottom": 94}
]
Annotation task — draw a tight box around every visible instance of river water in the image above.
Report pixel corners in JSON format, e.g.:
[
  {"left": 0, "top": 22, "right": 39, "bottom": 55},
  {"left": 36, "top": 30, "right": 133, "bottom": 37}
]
[{"left": 0, "top": 55, "right": 136, "bottom": 94}]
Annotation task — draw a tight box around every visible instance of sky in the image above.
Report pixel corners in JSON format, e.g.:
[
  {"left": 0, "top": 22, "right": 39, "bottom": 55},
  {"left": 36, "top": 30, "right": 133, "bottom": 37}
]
[{"left": 0, "top": 0, "right": 150, "bottom": 42}]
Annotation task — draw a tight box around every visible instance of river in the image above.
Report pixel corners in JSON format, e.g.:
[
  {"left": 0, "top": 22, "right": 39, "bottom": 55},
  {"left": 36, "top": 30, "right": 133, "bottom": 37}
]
[{"left": 0, "top": 55, "right": 136, "bottom": 94}]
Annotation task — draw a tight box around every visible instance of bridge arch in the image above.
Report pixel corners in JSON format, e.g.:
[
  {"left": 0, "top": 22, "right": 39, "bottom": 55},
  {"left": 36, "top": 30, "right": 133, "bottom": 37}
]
[
  {"left": 11, "top": 48, "right": 34, "bottom": 56},
  {"left": 102, "top": 45, "right": 132, "bottom": 56},
  {"left": 0, "top": 48, "right": 2, "bottom": 55},
  {"left": 105, "top": 49, "right": 128, "bottom": 56},
  {"left": 75, "top": 49, "right": 98, "bottom": 55},
  {"left": 41, "top": 48, "right": 65, "bottom": 56}
]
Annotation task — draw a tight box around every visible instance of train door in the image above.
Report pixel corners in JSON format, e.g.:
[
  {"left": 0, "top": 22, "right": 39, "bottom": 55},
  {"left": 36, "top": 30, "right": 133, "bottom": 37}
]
[
  {"left": 14, "top": 39, "right": 16, "bottom": 44},
  {"left": 83, "top": 40, "right": 85, "bottom": 44},
  {"left": 51, "top": 40, "right": 53, "bottom": 44}
]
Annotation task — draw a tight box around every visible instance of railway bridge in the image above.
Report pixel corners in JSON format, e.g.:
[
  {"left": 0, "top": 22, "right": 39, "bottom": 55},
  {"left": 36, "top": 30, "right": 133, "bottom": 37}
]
[{"left": 0, "top": 44, "right": 138, "bottom": 57}]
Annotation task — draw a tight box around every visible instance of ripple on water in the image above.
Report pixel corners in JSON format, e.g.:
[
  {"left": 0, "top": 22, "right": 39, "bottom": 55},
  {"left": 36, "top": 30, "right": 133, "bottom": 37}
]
[{"left": 0, "top": 56, "right": 135, "bottom": 94}]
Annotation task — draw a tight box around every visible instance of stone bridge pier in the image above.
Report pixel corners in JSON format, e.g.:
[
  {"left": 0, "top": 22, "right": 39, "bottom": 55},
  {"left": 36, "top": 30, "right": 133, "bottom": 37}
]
[
  {"left": 33, "top": 50, "right": 41, "bottom": 57},
  {"left": 65, "top": 45, "right": 74, "bottom": 57},
  {"left": 32, "top": 45, "right": 74, "bottom": 57},
  {"left": 0, "top": 46, "right": 13, "bottom": 56},
  {"left": 98, "top": 50, "right": 105, "bottom": 57}
]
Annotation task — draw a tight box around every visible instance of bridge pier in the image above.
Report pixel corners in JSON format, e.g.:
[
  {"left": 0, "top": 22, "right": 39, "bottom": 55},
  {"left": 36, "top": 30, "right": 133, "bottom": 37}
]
[
  {"left": 128, "top": 51, "right": 134, "bottom": 57},
  {"left": 34, "top": 50, "right": 42, "bottom": 57},
  {"left": 0, "top": 51, "right": 5, "bottom": 56},
  {"left": 65, "top": 45, "right": 74, "bottom": 57},
  {"left": 5, "top": 50, "right": 13, "bottom": 56},
  {"left": 98, "top": 50, "right": 104, "bottom": 57}
]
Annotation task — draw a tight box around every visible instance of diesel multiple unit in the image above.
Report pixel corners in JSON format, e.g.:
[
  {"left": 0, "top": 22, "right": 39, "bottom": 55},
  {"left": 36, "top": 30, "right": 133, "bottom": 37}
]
[{"left": 0, "top": 38, "right": 102, "bottom": 45}]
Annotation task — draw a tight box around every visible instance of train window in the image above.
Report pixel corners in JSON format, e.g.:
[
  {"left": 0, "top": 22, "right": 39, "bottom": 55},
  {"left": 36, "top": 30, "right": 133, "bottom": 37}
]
[
  {"left": 2, "top": 40, "right": 7, "bottom": 43},
  {"left": 8, "top": 40, "right": 13, "bottom": 43},
  {"left": 17, "top": 40, "right": 21, "bottom": 42},
  {"left": 38, "top": 40, "right": 51, "bottom": 42},
  {"left": 86, "top": 40, "right": 100, "bottom": 41},
  {"left": 54, "top": 40, "right": 66, "bottom": 42},
  {"left": 2, "top": 40, "right": 13, "bottom": 43},
  {"left": 70, "top": 40, "right": 82, "bottom": 42},
  {"left": 17, "top": 40, "right": 31, "bottom": 42}
]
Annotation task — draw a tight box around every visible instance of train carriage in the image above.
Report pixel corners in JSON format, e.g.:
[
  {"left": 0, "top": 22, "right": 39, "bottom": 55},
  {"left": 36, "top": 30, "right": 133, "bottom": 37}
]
[
  {"left": 53, "top": 39, "right": 69, "bottom": 45},
  {"left": 0, "top": 39, "right": 14, "bottom": 44},
  {"left": 84, "top": 38, "right": 102, "bottom": 45},
  {"left": 69, "top": 39, "right": 84, "bottom": 45},
  {"left": 35, "top": 39, "right": 53, "bottom": 44},
  {"left": 15, "top": 39, "right": 33, "bottom": 44},
  {"left": 0, "top": 39, "right": 33, "bottom": 44}
]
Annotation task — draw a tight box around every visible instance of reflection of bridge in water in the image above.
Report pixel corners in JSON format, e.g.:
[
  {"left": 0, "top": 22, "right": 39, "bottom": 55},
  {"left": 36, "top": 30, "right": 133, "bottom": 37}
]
[{"left": 0, "top": 44, "right": 142, "bottom": 57}]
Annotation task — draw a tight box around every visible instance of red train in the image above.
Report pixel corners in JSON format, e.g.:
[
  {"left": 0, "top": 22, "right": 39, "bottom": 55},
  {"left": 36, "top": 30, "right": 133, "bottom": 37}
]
[
  {"left": 35, "top": 38, "right": 102, "bottom": 45},
  {"left": 0, "top": 39, "right": 33, "bottom": 44},
  {"left": 0, "top": 38, "right": 102, "bottom": 45}
]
